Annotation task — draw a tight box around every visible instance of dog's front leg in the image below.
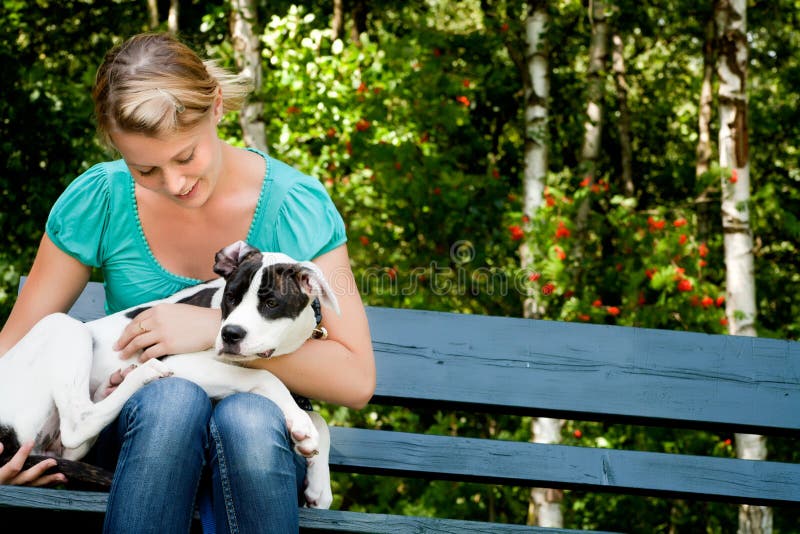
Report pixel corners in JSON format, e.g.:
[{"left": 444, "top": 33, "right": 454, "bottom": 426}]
[{"left": 303, "top": 412, "right": 332, "bottom": 509}]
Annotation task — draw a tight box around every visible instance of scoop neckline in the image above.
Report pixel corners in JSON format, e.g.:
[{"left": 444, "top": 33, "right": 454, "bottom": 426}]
[{"left": 127, "top": 148, "right": 270, "bottom": 283}]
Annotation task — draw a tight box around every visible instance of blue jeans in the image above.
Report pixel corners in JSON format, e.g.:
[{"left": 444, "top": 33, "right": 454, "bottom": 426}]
[{"left": 89, "top": 377, "right": 307, "bottom": 534}]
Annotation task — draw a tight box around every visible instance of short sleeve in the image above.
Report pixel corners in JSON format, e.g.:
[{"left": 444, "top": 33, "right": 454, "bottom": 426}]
[
  {"left": 273, "top": 177, "right": 347, "bottom": 261},
  {"left": 45, "top": 164, "right": 111, "bottom": 268}
]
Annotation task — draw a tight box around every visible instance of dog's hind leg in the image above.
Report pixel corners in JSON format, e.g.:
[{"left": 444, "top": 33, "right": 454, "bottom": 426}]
[
  {"left": 51, "top": 327, "right": 173, "bottom": 454},
  {"left": 302, "top": 411, "right": 332, "bottom": 509}
]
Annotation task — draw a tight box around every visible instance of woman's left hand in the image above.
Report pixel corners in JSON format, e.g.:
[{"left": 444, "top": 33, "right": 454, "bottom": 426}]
[{"left": 114, "top": 303, "right": 221, "bottom": 362}]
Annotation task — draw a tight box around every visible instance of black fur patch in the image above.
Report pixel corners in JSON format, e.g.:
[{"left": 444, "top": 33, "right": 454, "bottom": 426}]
[
  {"left": 124, "top": 306, "right": 151, "bottom": 320},
  {"left": 219, "top": 257, "right": 263, "bottom": 319},
  {"left": 257, "top": 264, "right": 310, "bottom": 320},
  {"left": 177, "top": 287, "right": 218, "bottom": 308},
  {"left": 0, "top": 424, "right": 20, "bottom": 465}
]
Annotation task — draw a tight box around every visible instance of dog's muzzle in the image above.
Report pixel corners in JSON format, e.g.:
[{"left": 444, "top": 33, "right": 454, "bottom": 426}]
[{"left": 219, "top": 324, "right": 276, "bottom": 358}]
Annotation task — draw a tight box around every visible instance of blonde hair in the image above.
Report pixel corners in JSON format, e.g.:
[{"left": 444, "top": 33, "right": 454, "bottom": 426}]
[{"left": 92, "top": 32, "right": 253, "bottom": 149}]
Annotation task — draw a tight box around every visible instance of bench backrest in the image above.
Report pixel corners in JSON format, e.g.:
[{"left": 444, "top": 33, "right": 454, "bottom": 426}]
[{"left": 46, "top": 280, "right": 800, "bottom": 506}]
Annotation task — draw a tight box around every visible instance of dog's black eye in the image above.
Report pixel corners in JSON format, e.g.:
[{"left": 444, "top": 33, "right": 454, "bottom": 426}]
[{"left": 264, "top": 298, "right": 278, "bottom": 309}]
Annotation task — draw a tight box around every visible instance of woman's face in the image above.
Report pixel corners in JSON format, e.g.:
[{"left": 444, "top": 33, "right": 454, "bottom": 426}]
[{"left": 111, "top": 112, "right": 222, "bottom": 208}]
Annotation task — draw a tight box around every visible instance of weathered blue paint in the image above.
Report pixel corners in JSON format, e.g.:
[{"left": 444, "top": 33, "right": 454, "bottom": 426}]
[{"left": 4, "top": 280, "right": 799, "bottom": 532}]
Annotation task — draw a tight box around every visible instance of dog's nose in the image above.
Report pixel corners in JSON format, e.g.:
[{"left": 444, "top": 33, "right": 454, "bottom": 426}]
[{"left": 221, "top": 325, "right": 247, "bottom": 345}]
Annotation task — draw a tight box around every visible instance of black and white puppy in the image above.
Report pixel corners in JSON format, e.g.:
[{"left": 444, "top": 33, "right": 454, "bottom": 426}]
[{"left": 0, "top": 240, "right": 336, "bottom": 507}]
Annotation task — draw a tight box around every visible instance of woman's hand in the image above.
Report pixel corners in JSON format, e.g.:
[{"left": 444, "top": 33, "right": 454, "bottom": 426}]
[
  {"left": 0, "top": 441, "right": 67, "bottom": 486},
  {"left": 114, "top": 303, "right": 221, "bottom": 362}
]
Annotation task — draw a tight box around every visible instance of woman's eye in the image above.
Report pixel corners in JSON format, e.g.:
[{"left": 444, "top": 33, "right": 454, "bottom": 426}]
[
  {"left": 139, "top": 168, "right": 155, "bottom": 176},
  {"left": 178, "top": 152, "right": 195, "bottom": 165}
]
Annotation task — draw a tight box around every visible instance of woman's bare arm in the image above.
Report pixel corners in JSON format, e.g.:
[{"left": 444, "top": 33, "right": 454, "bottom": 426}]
[
  {"left": 244, "top": 244, "right": 376, "bottom": 409},
  {"left": 0, "top": 234, "right": 91, "bottom": 357}
]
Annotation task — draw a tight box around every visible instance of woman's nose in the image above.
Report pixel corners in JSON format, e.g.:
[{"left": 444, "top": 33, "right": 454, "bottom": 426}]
[{"left": 163, "top": 167, "right": 188, "bottom": 195}]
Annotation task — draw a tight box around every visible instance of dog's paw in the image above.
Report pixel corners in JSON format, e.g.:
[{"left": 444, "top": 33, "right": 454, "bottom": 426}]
[
  {"left": 130, "top": 359, "right": 174, "bottom": 384},
  {"left": 286, "top": 411, "right": 320, "bottom": 458},
  {"left": 303, "top": 459, "right": 333, "bottom": 509},
  {"left": 93, "top": 364, "right": 138, "bottom": 402}
]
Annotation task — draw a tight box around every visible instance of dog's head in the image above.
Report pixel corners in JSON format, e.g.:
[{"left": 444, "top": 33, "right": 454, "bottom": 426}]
[{"left": 212, "top": 240, "right": 340, "bottom": 361}]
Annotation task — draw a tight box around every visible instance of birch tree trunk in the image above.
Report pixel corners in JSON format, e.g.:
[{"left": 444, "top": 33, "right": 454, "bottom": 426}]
[
  {"left": 696, "top": 5, "right": 716, "bottom": 179},
  {"left": 520, "top": 0, "right": 548, "bottom": 321},
  {"left": 332, "top": 0, "right": 345, "bottom": 42},
  {"left": 518, "top": 2, "right": 562, "bottom": 528},
  {"left": 575, "top": 0, "right": 609, "bottom": 231},
  {"left": 715, "top": 1, "right": 769, "bottom": 532},
  {"left": 147, "top": 0, "right": 159, "bottom": 29},
  {"left": 695, "top": 4, "right": 716, "bottom": 240},
  {"left": 611, "top": 33, "right": 633, "bottom": 197},
  {"left": 350, "top": 0, "right": 368, "bottom": 43},
  {"left": 168, "top": 0, "right": 179, "bottom": 34},
  {"left": 230, "top": 0, "right": 268, "bottom": 153}
]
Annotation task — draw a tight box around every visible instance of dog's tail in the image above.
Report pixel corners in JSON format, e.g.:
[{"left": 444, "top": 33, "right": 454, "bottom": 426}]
[
  {"left": 25, "top": 455, "right": 114, "bottom": 491},
  {"left": 2, "top": 427, "right": 113, "bottom": 491}
]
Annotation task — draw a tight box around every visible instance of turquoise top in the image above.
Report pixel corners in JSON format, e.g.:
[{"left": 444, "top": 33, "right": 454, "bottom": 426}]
[{"left": 46, "top": 148, "right": 347, "bottom": 314}]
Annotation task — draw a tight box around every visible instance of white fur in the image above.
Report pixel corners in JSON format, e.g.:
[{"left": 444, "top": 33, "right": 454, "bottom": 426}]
[{"left": 0, "top": 252, "right": 336, "bottom": 508}]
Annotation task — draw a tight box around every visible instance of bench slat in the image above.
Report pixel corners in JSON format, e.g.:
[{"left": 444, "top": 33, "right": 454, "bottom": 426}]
[
  {"left": 297, "top": 508, "right": 616, "bottom": 533},
  {"left": 41, "top": 281, "right": 800, "bottom": 435},
  {"left": 367, "top": 307, "right": 800, "bottom": 435},
  {"left": 328, "top": 427, "right": 800, "bottom": 506},
  {"left": 0, "top": 485, "right": 106, "bottom": 512},
  {"left": 0, "top": 487, "right": 616, "bottom": 533}
]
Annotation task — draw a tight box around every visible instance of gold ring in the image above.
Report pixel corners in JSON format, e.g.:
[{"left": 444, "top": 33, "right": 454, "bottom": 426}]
[{"left": 138, "top": 321, "right": 146, "bottom": 333}]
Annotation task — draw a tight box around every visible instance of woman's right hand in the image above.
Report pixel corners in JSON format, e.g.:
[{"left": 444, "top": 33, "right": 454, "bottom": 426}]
[{"left": 0, "top": 441, "right": 67, "bottom": 486}]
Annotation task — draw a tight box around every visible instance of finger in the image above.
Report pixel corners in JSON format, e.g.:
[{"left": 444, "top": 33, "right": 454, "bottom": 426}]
[
  {"left": 138, "top": 342, "right": 168, "bottom": 363},
  {"left": 114, "top": 317, "right": 149, "bottom": 352},
  {"left": 113, "top": 322, "right": 138, "bottom": 351},
  {"left": 29, "top": 472, "right": 68, "bottom": 487},
  {"left": 7, "top": 441, "right": 35, "bottom": 471},
  {"left": 14, "top": 457, "right": 61, "bottom": 486},
  {"left": 118, "top": 331, "right": 157, "bottom": 360}
]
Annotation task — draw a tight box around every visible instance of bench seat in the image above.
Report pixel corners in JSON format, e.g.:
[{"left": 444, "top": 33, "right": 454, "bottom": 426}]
[{"left": 1, "top": 281, "right": 798, "bottom": 531}]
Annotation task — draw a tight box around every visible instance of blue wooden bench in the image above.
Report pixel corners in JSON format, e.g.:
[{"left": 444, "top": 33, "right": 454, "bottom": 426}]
[{"left": 1, "top": 280, "right": 799, "bottom": 532}]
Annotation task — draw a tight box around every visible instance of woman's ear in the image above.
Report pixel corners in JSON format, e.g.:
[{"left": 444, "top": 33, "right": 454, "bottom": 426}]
[{"left": 214, "top": 87, "right": 224, "bottom": 123}]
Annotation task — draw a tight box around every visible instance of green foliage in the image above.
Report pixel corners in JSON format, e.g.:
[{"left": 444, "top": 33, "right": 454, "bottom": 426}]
[
  {"left": 516, "top": 169, "right": 728, "bottom": 333},
  {"left": 202, "top": 4, "right": 523, "bottom": 316},
  {"left": 0, "top": 1, "right": 147, "bottom": 315}
]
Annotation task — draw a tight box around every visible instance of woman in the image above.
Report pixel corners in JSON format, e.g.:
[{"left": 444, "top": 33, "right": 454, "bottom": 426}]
[{"left": 0, "top": 32, "right": 375, "bottom": 533}]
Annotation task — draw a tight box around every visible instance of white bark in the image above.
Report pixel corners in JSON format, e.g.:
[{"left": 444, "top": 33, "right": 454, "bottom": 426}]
[
  {"left": 168, "top": 0, "right": 179, "bottom": 34},
  {"left": 529, "top": 418, "right": 563, "bottom": 528},
  {"left": 736, "top": 434, "right": 772, "bottom": 533},
  {"left": 575, "top": 0, "right": 609, "bottom": 232},
  {"left": 519, "top": 6, "right": 561, "bottom": 528},
  {"left": 579, "top": 0, "right": 608, "bottom": 167},
  {"left": 612, "top": 34, "right": 633, "bottom": 197},
  {"left": 717, "top": 0, "right": 755, "bottom": 337},
  {"left": 147, "top": 0, "right": 158, "bottom": 29},
  {"left": 520, "top": 2, "right": 549, "bottom": 321},
  {"left": 716, "top": 2, "right": 770, "bottom": 532},
  {"left": 230, "top": 0, "right": 267, "bottom": 153}
]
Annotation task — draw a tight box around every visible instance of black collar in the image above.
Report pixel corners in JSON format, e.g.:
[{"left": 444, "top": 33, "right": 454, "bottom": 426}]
[{"left": 310, "top": 298, "right": 327, "bottom": 339}]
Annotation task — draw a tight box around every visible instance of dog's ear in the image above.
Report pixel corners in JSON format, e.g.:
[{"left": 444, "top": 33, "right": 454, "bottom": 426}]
[
  {"left": 297, "top": 262, "right": 340, "bottom": 315},
  {"left": 213, "top": 241, "right": 262, "bottom": 278}
]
